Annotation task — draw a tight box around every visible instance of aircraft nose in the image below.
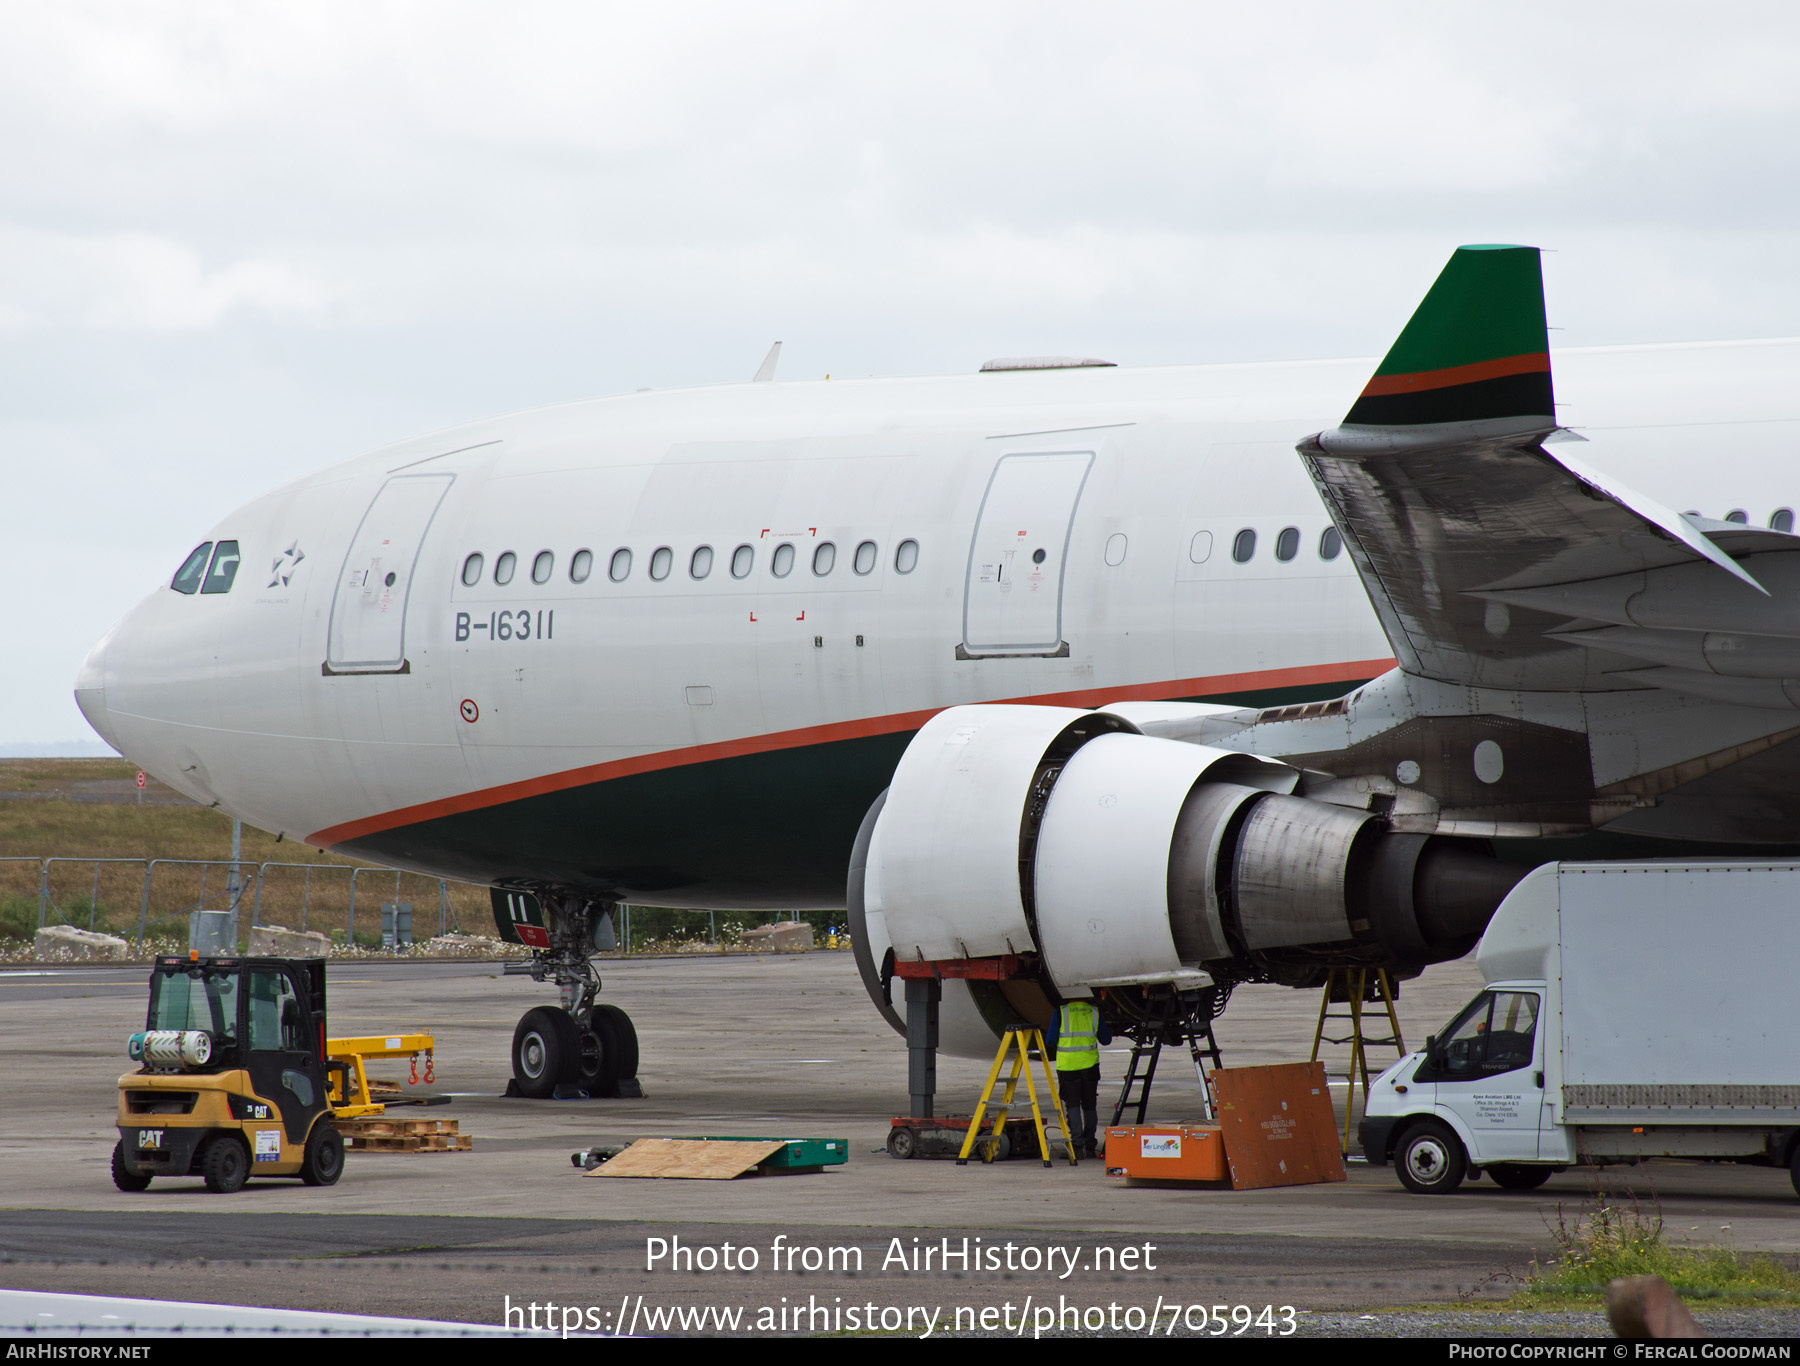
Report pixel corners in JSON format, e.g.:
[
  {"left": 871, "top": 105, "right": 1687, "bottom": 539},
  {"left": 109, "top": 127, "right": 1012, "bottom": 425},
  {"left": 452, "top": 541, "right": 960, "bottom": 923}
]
[{"left": 74, "top": 622, "right": 120, "bottom": 752}]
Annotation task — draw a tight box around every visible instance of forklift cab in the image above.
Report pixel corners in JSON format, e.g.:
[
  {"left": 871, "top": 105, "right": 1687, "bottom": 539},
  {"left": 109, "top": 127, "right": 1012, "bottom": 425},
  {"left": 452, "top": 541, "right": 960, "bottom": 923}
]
[{"left": 116, "top": 956, "right": 342, "bottom": 1192}]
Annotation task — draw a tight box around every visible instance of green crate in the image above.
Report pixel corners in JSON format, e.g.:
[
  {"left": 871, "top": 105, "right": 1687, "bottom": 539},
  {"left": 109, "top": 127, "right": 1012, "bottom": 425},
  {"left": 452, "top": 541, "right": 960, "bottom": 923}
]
[{"left": 690, "top": 1136, "right": 848, "bottom": 1170}]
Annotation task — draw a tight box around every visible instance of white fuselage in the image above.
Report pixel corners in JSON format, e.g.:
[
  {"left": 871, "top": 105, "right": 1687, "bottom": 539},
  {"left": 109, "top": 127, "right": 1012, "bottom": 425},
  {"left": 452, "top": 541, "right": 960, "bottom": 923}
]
[{"left": 75, "top": 340, "right": 1800, "bottom": 905}]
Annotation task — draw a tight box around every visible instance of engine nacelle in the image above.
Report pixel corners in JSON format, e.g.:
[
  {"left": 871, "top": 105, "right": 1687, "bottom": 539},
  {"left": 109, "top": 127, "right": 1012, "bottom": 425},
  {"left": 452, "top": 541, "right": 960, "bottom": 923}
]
[{"left": 849, "top": 704, "right": 1522, "bottom": 1051}]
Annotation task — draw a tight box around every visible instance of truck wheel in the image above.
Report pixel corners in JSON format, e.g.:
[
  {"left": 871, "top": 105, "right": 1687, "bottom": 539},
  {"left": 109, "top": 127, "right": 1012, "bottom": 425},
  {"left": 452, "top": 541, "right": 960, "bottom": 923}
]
[
  {"left": 512, "top": 1006, "right": 578, "bottom": 1098},
  {"left": 300, "top": 1121, "right": 345, "bottom": 1187},
  {"left": 111, "top": 1140, "right": 151, "bottom": 1192},
  {"left": 887, "top": 1126, "right": 916, "bottom": 1159},
  {"left": 1487, "top": 1163, "right": 1552, "bottom": 1191},
  {"left": 1395, "top": 1121, "right": 1466, "bottom": 1195},
  {"left": 199, "top": 1134, "right": 250, "bottom": 1193}
]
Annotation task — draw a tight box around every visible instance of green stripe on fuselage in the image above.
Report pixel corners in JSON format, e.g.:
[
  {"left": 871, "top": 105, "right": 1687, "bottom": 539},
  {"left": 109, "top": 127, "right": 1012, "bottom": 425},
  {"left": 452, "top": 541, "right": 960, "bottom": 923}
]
[{"left": 337, "top": 678, "right": 1367, "bottom": 908}]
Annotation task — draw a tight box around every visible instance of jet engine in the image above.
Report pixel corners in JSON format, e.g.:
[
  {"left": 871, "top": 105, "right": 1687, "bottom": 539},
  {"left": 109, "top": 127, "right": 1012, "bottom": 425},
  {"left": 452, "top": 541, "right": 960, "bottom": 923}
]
[{"left": 847, "top": 705, "right": 1523, "bottom": 1056}]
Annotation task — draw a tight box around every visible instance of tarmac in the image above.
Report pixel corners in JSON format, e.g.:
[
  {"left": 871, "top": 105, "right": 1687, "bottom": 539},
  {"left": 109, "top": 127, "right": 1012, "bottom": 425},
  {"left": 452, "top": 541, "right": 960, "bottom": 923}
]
[{"left": 2, "top": 949, "right": 1796, "bottom": 1335}]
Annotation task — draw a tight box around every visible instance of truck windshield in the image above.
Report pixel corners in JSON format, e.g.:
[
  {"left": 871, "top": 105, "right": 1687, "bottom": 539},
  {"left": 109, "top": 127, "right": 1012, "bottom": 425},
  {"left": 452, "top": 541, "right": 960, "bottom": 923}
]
[
  {"left": 1435, "top": 989, "right": 1538, "bottom": 1078},
  {"left": 148, "top": 966, "right": 239, "bottom": 1046}
]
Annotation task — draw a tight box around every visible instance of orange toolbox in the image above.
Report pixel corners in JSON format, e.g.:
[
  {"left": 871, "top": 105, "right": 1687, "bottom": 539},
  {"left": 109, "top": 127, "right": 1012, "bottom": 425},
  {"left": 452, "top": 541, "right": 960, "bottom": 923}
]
[{"left": 1103, "top": 1123, "right": 1228, "bottom": 1182}]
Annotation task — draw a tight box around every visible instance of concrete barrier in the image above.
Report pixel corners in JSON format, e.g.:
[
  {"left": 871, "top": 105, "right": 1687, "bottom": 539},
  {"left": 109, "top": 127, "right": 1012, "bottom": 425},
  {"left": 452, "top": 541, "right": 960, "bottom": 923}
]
[
  {"left": 248, "top": 923, "right": 332, "bottom": 957},
  {"left": 741, "top": 921, "right": 814, "bottom": 952},
  {"left": 33, "top": 926, "right": 130, "bottom": 962}
]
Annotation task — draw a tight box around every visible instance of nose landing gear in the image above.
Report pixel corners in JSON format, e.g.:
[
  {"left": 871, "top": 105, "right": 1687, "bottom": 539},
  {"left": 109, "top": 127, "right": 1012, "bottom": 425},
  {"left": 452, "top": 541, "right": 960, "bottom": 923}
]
[{"left": 494, "top": 890, "right": 643, "bottom": 1099}]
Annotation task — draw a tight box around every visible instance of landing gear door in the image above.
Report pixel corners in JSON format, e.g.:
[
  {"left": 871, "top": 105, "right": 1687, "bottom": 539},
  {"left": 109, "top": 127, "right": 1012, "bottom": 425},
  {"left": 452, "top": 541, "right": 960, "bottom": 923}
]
[
  {"left": 325, "top": 473, "right": 455, "bottom": 675},
  {"left": 492, "top": 888, "right": 551, "bottom": 949},
  {"left": 960, "top": 451, "right": 1093, "bottom": 658}
]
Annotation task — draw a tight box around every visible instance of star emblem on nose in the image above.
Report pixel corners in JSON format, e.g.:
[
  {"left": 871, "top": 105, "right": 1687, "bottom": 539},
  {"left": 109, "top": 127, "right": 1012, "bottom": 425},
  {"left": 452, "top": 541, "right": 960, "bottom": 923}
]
[{"left": 269, "top": 541, "right": 306, "bottom": 588}]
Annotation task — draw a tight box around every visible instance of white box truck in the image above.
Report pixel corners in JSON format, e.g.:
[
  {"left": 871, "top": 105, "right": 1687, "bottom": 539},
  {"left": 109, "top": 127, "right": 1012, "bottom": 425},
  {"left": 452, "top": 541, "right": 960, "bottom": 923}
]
[{"left": 1359, "top": 861, "right": 1800, "bottom": 1196}]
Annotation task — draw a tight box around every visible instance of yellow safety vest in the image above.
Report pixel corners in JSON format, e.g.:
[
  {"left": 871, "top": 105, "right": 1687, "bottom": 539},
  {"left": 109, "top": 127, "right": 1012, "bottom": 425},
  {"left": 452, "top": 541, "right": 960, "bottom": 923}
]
[{"left": 1054, "top": 1001, "right": 1100, "bottom": 1071}]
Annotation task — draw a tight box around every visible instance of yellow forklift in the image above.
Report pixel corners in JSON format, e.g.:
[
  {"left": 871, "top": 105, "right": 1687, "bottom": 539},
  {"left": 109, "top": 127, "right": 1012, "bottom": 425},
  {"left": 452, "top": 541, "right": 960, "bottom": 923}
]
[{"left": 113, "top": 954, "right": 344, "bottom": 1192}]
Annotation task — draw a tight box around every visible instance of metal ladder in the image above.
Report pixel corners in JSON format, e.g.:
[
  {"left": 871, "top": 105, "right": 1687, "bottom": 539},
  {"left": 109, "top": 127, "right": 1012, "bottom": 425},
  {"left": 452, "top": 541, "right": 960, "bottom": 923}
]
[
  {"left": 1111, "top": 987, "right": 1225, "bottom": 1126},
  {"left": 957, "top": 1029, "right": 1078, "bottom": 1168},
  {"left": 1310, "top": 966, "right": 1407, "bottom": 1153}
]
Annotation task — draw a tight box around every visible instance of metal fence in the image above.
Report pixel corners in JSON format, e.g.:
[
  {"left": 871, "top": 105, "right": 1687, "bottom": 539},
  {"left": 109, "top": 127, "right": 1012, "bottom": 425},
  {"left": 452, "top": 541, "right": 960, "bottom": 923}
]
[{"left": 2, "top": 855, "right": 477, "bottom": 952}]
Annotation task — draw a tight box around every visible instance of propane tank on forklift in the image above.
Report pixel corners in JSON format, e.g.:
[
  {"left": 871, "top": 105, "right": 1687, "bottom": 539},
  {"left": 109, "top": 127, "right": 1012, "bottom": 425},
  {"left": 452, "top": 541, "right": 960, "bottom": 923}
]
[{"left": 113, "top": 954, "right": 345, "bottom": 1193}]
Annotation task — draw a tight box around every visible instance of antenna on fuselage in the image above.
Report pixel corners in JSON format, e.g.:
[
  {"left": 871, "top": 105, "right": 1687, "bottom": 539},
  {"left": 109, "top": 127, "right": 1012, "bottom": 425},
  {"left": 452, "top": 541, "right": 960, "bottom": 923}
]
[{"left": 752, "top": 341, "right": 782, "bottom": 382}]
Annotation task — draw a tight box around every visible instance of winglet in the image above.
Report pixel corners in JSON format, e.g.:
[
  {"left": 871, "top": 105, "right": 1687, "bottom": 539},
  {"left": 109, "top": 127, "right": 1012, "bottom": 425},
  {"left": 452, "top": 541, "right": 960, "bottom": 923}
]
[
  {"left": 752, "top": 341, "right": 782, "bottom": 383},
  {"left": 1326, "top": 245, "right": 1554, "bottom": 449}
]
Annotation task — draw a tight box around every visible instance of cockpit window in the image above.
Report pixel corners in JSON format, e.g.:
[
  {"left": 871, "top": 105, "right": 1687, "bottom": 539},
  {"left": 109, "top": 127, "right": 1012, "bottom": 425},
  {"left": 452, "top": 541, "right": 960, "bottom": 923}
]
[
  {"left": 201, "top": 541, "right": 241, "bottom": 595},
  {"left": 172, "top": 543, "right": 213, "bottom": 595}
]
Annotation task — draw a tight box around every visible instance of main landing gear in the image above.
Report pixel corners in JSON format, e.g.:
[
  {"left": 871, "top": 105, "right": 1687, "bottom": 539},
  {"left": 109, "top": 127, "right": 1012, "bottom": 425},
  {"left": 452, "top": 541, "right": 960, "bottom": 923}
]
[{"left": 497, "top": 892, "right": 642, "bottom": 1099}]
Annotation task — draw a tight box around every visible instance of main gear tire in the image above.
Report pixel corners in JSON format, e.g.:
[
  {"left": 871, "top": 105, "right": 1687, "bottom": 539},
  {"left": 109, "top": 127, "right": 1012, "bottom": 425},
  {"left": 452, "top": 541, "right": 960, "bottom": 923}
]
[
  {"left": 593, "top": 1004, "right": 640, "bottom": 1080},
  {"left": 199, "top": 1134, "right": 250, "bottom": 1194},
  {"left": 111, "top": 1140, "right": 152, "bottom": 1192},
  {"left": 300, "top": 1121, "right": 345, "bottom": 1186},
  {"left": 512, "top": 1006, "right": 579, "bottom": 1098}
]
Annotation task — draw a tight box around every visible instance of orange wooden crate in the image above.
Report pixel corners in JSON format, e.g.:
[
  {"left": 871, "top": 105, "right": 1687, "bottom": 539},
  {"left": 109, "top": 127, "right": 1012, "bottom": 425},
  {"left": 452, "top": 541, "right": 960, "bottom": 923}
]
[{"left": 1102, "top": 1123, "right": 1228, "bottom": 1181}]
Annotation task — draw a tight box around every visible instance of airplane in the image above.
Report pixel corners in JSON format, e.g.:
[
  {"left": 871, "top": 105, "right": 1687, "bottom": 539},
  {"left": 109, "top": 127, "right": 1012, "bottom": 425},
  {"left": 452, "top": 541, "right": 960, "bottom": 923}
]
[{"left": 75, "top": 245, "right": 1800, "bottom": 1107}]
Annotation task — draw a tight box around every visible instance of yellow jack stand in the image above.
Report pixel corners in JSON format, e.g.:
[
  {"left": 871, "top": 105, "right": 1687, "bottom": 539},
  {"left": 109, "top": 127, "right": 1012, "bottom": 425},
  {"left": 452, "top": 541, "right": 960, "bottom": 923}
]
[
  {"left": 326, "top": 1033, "right": 436, "bottom": 1118},
  {"left": 957, "top": 1029, "right": 1078, "bottom": 1168},
  {"left": 1310, "top": 969, "right": 1406, "bottom": 1154}
]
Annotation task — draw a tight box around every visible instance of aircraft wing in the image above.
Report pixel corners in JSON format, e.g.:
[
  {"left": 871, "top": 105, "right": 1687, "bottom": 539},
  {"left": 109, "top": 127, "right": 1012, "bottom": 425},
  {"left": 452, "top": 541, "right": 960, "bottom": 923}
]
[{"left": 1299, "top": 246, "right": 1798, "bottom": 694}]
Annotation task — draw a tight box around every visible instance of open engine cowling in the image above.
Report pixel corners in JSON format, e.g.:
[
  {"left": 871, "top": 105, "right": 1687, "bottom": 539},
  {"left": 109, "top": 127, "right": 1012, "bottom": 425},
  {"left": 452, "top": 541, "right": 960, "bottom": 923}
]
[{"left": 848, "top": 704, "right": 1522, "bottom": 1052}]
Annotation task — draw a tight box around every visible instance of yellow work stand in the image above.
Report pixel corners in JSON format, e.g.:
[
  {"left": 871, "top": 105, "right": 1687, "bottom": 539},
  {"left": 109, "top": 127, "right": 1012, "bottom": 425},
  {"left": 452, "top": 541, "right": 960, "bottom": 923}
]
[
  {"left": 1309, "top": 968, "right": 1406, "bottom": 1153},
  {"left": 957, "top": 1028, "right": 1078, "bottom": 1168},
  {"left": 326, "top": 1033, "right": 436, "bottom": 1118}
]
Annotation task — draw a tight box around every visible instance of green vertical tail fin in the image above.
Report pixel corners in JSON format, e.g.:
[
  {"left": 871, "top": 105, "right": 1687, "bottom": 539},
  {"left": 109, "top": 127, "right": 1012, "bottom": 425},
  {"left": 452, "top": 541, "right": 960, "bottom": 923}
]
[{"left": 1343, "top": 245, "right": 1553, "bottom": 431}]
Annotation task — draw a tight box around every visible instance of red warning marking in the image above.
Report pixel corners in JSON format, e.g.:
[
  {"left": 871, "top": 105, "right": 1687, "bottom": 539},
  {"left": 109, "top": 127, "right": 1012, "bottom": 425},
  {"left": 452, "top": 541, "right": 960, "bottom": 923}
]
[
  {"left": 516, "top": 924, "right": 550, "bottom": 949},
  {"left": 795, "top": 610, "right": 806, "bottom": 621},
  {"left": 135, "top": 772, "right": 147, "bottom": 789},
  {"left": 459, "top": 699, "right": 479, "bottom": 723},
  {"left": 749, "top": 612, "right": 758, "bottom": 622}
]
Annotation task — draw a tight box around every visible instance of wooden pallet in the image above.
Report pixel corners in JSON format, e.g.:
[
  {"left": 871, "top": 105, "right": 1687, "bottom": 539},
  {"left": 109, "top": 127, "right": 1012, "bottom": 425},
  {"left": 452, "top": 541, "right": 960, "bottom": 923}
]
[
  {"left": 351, "top": 1132, "right": 473, "bottom": 1153},
  {"left": 337, "top": 1113, "right": 471, "bottom": 1152}
]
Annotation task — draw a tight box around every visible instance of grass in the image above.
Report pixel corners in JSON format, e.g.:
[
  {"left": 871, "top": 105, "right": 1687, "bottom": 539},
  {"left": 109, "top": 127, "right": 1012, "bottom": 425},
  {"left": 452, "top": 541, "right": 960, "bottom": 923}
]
[{"left": 1500, "top": 1181, "right": 1800, "bottom": 1308}]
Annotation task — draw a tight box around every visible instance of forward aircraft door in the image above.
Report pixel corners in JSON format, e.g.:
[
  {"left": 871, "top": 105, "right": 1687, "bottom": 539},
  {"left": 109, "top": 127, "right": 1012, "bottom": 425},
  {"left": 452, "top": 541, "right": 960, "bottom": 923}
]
[
  {"left": 325, "top": 473, "right": 454, "bottom": 674},
  {"left": 960, "top": 450, "right": 1092, "bottom": 657}
]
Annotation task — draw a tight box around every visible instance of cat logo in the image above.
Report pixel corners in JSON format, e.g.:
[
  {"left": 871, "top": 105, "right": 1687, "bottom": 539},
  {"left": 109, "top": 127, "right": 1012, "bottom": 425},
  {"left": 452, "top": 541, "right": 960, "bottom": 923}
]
[
  {"left": 247, "top": 1103, "right": 271, "bottom": 1120},
  {"left": 138, "top": 1129, "right": 164, "bottom": 1149}
]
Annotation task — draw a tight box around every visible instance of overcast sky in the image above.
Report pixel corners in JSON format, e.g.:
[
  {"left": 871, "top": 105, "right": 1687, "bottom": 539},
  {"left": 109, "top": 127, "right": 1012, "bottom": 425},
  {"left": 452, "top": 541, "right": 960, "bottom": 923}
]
[{"left": 8, "top": 1, "right": 1800, "bottom": 749}]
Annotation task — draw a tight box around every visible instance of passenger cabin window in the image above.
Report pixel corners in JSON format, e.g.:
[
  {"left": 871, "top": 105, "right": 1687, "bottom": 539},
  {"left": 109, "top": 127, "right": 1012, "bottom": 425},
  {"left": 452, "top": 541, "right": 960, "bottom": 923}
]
[
  {"left": 494, "top": 551, "right": 517, "bottom": 585},
  {"left": 532, "top": 551, "right": 554, "bottom": 584},
  {"left": 853, "top": 540, "right": 877, "bottom": 575},
  {"left": 1319, "top": 527, "right": 1343, "bottom": 560},
  {"left": 201, "top": 541, "right": 241, "bottom": 594},
  {"left": 771, "top": 543, "right": 795, "bottom": 577},
  {"left": 171, "top": 543, "right": 213, "bottom": 595},
  {"left": 894, "top": 539, "right": 919, "bottom": 574},
  {"left": 731, "top": 545, "right": 754, "bottom": 578},
  {"left": 1725, "top": 509, "right": 1749, "bottom": 524},
  {"left": 1188, "top": 531, "right": 1212, "bottom": 564},
  {"left": 1274, "top": 528, "right": 1299, "bottom": 563},
  {"left": 813, "top": 542, "right": 835, "bottom": 576},
  {"left": 1104, "top": 533, "right": 1127, "bottom": 566},
  {"left": 609, "top": 548, "right": 632, "bottom": 582},
  {"left": 1232, "top": 529, "right": 1256, "bottom": 563},
  {"left": 691, "top": 546, "right": 713, "bottom": 579},
  {"left": 649, "top": 547, "right": 673, "bottom": 580},
  {"left": 1432, "top": 990, "right": 1539, "bottom": 1079},
  {"left": 1773, "top": 509, "right": 1795, "bottom": 533},
  {"left": 461, "top": 553, "right": 485, "bottom": 586},
  {"left": 569, "top": 549, "right": 592, "bottom": 583}
]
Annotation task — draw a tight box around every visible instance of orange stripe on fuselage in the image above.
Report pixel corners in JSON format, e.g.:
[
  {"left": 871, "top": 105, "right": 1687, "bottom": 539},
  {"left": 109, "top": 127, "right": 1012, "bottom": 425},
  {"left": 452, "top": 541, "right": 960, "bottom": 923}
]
[
  {"left": 306, "top": 657, "right": 1395, "bottom": 849},
  {"left": 1359, "top": 352, "right": 1549, "bottom": 398}
]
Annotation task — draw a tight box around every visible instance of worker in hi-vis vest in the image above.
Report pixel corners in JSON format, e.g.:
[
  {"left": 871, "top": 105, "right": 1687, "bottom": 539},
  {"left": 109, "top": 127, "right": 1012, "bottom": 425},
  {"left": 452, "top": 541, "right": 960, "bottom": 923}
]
[{"left": 1047, "top": 997, "right": 1112, "bottom": 1160}]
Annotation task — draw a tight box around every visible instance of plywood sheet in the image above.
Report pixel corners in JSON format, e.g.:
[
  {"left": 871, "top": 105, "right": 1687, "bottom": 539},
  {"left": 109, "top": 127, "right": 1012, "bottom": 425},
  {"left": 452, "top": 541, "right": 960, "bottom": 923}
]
[
  {"left": 587, "top": 1138, "right": 787, "bottom": 1180},
  {"left": 1210, "top": 1062, "right": 1346, "bottom": 1190}
]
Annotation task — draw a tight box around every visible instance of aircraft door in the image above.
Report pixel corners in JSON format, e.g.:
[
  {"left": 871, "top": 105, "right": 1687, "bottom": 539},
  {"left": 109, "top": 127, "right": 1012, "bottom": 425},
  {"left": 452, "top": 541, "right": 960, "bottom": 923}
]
[
  {"left": 326, "top": 473, "right": 455, "bottom": 674},
  {"left": 960, "top": 450, "right": 1093, "bottom": 657}
]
